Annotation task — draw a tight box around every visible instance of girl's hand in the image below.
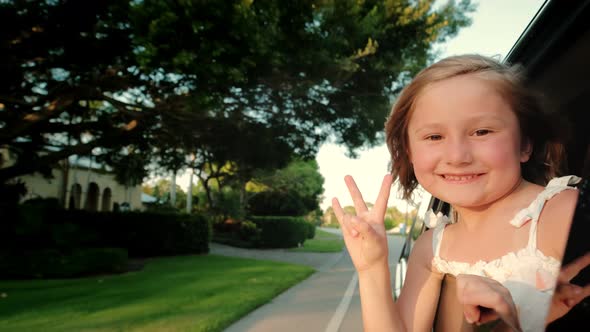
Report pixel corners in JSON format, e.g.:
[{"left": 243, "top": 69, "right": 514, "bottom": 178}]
[
  {"left": 546, "top": 252, "right": 590, "bottom": 323},
  {"left": 456, "top": 274, "right": 522, "bottom": 332},
  {"left": 331, "top": 174, "right": 393, "bottom": 273}
]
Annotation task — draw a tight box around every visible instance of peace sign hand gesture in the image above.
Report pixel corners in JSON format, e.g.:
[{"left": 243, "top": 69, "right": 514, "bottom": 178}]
[
  {"left": 332, "top": 174, "right": 394, "bottom": 273},
  {"left": 546, "top": 252, "right": 590, "bottom": 324}
]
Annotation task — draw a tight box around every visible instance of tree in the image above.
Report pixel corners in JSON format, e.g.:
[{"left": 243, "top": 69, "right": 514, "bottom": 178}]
[
  {"left": 131, "top": 0, "right": 474, "bottom": 155},
  {"left": 142, "top": 178, "right": 193, "bottom": 210},
  {"left": 0, "top": 0, "right": 475, "bottom": 190},
  {"left": 0, "top": 0, "right": 150, "bottom": 183},
  {"left": 248, "top": 159, "right": 325, "bottom": 215}
]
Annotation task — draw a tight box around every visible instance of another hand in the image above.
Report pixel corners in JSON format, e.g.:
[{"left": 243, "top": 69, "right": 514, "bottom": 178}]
[
  {"left": 331, "top": 174, "right": 393, "bottom": 273},
  {"left": 456, "top": 274, "right": 522, "bottom": 332},
  {"left": 546, "top": 252, "right": 590, "bottom": 324}
]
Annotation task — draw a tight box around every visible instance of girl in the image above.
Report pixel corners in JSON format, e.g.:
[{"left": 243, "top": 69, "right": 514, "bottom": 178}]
[{"left": 332, "top": 55, "right": 590, "bottom": 331}]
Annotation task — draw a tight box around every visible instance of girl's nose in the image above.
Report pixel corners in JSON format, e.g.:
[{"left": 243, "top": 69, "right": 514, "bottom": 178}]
[{"left": 444, "top": 138, "right": 473, "bottom": 165}]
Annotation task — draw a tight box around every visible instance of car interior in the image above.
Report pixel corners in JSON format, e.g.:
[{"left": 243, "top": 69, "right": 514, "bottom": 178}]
[{"left": 395, "top": 0, "right": 590, "bottom": 330}]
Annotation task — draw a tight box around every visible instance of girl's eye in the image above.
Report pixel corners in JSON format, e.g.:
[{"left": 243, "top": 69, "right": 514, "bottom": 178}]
[
  {"left": 474, "top": 129, "right": 491, "bottom": 136},
  {"left": 426, "top": 134, "right": 442, "bottom": 141}
]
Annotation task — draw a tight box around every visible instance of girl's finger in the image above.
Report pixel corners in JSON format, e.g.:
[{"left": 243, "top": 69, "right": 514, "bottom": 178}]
[
  {"left": 554, "top": 283, "right": 583, "bottom": 302},
  {"left": 332, "top": 198, "right": 358, "bottom": 237},
  {"left": 373, "top": 174, "right": 393, "bottom": 217},
  {"left": 332, "top": 197, "right": 354, "bottom": 236},
  {"left": 344, "top": 215, "right": 360, "bottom": 237},
  {"left": 559, "top": 252, "right": 590, "bottom": 282},
  {"left": 350, "top": 215, "right": 372, "bottom": 236},
  {"left": 457, "top": 274, "right": 520, "bottom": 330},
  {"left": 344, "top": 175, "right": 369, "bottom": 214},
  {"left": 478, "top": 306, "right": 500, "bottom": 324},
  {"left": 332, "top": 197, "right": 345, "bottom": 221},
  {"left": 566, "top": 284, "right": 590, "bottom": 308}
]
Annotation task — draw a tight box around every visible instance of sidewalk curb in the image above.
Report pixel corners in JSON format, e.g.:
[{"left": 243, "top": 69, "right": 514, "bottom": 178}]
[{"left": 324, "top": 271, "right": 358, "bottom": 332}]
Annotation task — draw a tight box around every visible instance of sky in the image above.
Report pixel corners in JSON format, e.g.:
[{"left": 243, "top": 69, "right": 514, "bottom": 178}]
[{"left": 174, "top": 0, "right": 546, "bottom": 213}]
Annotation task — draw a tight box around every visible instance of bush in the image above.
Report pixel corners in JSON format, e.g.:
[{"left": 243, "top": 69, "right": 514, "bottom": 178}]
[
  {"left": 384, "top": 217, "right": 395, "bottom": 230},
  {"left": 3, "top": 208, "right": 211, "bottom": 258},
  {"left": 304, "top": 222, "right": 316, "bottom": 239},
  {"left": 0, "top": 248, "right": 128, "bottom": 279},
  {"left": 250, "top": 216, "right": 308, "bottom": 248},
  {"left": 211, "top": 219, "right": 260, "bottom": 248},
  {"left": 238, "top": 221, "right": 261, "bottom": 242},
  {"left": 247, "top": 191, "right": 308, "bottom": 216},
  {"left": 212, "top": 218, "right": 241, "bottom": 234},
  {"left": 87, "top": 211, "right": 211, "bottom": 257}
]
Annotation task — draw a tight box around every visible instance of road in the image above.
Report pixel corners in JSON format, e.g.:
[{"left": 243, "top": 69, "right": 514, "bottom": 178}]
[{"left": 223, "top": 228, "right": 406, "bottom": 332}]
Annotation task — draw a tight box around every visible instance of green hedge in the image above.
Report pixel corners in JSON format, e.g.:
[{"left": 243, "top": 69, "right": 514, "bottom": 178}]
[
  {"left": 0, "top": 248, "right": 128, "bottom": 279},
  {"left": 2, "top": 206, "right": 211, "bottom": 258},
  {"left": 250, "top": 216, "right": 309, "bottom": 248},
  {"left": 212, "top": 232, "right": 257, "bottom": 249},
  {"left": 304, "top": 222, "right": 316, "bottom": 239},
  {"left": 66, "top": 210, "right": 210, "bottom": 257}
]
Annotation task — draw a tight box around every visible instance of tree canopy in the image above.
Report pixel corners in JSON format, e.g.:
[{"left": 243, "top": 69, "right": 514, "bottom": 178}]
[
  {"left": 0, "top": 0, "right": 474, "bottom": 188},
  {"left": 248, "top": 159, "right": 325, "bottom": 216}
]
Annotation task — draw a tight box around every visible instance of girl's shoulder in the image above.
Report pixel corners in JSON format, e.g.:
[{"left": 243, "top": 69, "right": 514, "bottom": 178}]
[
  {"left": 518, "top": 176, "right": 579, "bottom": 219},
  {"left": 538, "top": 176, "right": 579, "bottom": 221},
  {"left": 539, "top": 185, "right": 578, "bottom": 224},
  {"left": 414, "top": 227, "right": 435, "bottom": 257},
  {"left": 413, "top": 228, "right": 445, "bottom": 277},
  {"left": 537, "top": 180, "right": 579, "bottom": 258}
]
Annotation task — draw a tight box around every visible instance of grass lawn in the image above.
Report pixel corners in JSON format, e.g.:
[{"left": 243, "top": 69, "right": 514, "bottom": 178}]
[
  {"left": 289, "top": 228, "right": 344, "bottom": 253},
  {"left": 0, "top": 254, "right": 314, "bottom": 332}
]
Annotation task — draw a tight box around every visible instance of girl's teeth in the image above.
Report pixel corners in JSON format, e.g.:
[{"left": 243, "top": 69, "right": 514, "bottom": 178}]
[{"left": 446, "top": 175, "right": 475, "bottom": 181}]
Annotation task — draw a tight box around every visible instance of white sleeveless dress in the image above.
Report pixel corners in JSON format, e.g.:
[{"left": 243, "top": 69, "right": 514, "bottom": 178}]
[{"left": 430, "top": 175, "right": 580, "bottom": 332}]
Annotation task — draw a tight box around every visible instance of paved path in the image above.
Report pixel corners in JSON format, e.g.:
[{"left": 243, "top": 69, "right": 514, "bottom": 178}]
[
  {"left": 212, "top": 228, "right": 405, "bottom": 332},
  {"left": 209, "top": 241, "right": 344, "bottom": 272}
]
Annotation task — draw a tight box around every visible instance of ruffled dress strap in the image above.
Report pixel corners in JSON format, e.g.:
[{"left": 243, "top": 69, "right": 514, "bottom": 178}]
[
  {"left": 430, "top": 211, "right": 452, "bottom": 258},
  {"left": 432, "top": 223, "right": 444, "bottom": 258},
  {"left": 509, "top": 175, "right": 581, "bottom": 250}
]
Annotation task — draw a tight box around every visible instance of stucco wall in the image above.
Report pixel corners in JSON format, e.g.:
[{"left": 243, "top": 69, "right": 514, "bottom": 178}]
[{"left": 18, "top": 167, "right": 143, "bottom": 211}]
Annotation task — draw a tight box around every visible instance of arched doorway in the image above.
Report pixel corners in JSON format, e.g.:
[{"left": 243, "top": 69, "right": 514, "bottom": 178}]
[
  {"left": 101, "top": 187, "right": 112, "bottom": 212},
  {"left": 85, "top": 182, "right": 99, "bottom": 211},
  {"left": 69, "top": 183, "right": 82, "bottom": 209}
]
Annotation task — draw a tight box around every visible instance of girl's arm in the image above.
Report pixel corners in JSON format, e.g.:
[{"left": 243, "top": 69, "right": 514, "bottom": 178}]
[
  {"left": 396, "top": 229, "right": 444, "bottom": 331},
  {"left": 348, "top": 225, "right": 442, "bottom": 332},
  {"left": 332, "top": 175, "right": 401, "bottom": 330},
  {"left": 332, "top": 175, "right": 442, "bottom": 331},
  {"left": 537, "top": 189, "right": 578, "bottom": 264},
  {"left": 356, "top": 262, "right": 401, "bottom": 331},
  {"left": 536, "top": 189, "right": 587, "bottom": 324}
]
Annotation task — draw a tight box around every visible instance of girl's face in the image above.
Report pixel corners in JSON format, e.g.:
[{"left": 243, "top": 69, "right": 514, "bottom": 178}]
[{"left": 407, "top": 74, "right": 531, "bottom": 209}]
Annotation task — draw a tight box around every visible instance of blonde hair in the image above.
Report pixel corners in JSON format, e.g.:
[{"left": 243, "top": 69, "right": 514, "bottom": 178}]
[{"left": 385, "top": 54, "right": 567, "bottom": 199}]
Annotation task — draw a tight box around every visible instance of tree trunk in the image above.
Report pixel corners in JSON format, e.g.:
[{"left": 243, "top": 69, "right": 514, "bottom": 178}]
[
  {"left": 59, "top": 159, "right": 69, "bottom": 208},
  {"left": 239, "top": 179, "right": 246, "bottom": 209},
  {"left": 170, "top": 170, "right": 177, "bottom": 207},
  {"left": 195, "top": 171, "right": 213, "bottom": 209},
  {"left": 186, "top": 170, "right": 193, "bottom": 213}
]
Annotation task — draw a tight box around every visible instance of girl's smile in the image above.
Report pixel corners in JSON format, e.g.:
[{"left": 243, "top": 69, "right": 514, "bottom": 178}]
[{"left": 439, "top": 173, "right": 485, "bottom": 184}]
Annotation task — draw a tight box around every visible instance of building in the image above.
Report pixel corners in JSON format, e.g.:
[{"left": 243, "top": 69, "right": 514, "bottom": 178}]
[{"left": 1, "top": 149, "right": 144, "bottom": 211}]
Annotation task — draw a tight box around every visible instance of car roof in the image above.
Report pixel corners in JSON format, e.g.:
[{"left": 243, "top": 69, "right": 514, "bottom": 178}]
[{"left": 506, "top": 0, "right": 590, "bottom": 177}]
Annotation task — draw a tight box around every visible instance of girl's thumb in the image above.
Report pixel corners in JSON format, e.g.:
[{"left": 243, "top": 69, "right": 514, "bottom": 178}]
[{"left": 463, "top": 305, "right": 480, "bottom": 324}]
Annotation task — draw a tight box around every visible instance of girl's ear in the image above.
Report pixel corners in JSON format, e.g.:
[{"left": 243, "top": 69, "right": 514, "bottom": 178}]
[{"left": 520, "top": 138, "right": 533, "bottom": 162}]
